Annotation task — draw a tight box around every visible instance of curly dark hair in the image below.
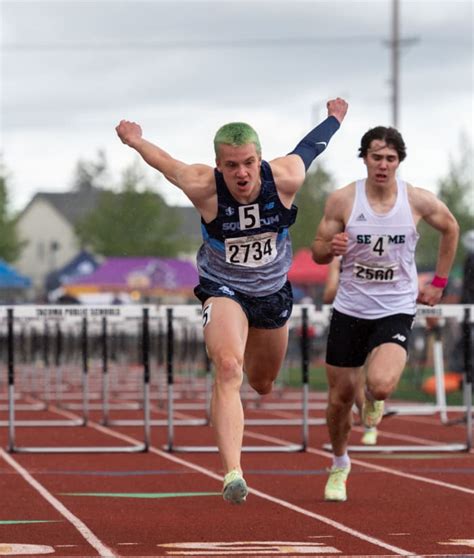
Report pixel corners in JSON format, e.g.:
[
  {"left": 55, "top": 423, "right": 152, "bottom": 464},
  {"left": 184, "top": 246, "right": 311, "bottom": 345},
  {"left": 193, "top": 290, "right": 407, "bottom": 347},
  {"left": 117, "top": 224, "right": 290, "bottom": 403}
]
[{"left": 358, "top": 126, "right": 407, "bottom": 161}]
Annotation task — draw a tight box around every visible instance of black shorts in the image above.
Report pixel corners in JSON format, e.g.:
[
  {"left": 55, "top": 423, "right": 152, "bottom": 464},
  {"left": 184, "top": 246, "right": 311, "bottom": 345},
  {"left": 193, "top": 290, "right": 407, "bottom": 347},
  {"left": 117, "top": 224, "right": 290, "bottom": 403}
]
[
  {"left": 194, "top": 277, "right": 293, "bottom": 329},
  {"left": 326, "top": 308, "right": 415, "bottom": 367}
]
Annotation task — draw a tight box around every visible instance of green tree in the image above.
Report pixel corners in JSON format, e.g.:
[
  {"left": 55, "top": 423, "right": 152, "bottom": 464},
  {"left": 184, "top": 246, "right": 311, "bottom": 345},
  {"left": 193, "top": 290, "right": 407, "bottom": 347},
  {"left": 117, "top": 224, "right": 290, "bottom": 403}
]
[
  {"left": 0, "top": 160, "right": 25, "bottom": 262},
  {"left": 416, "top": 139, "right": 473, "bottom": 270},
  {"left": 75, "top": 162, "right": 191, "bottom": 257},
  {"left": 72, "top": 149, "right": 109, "bottom": 192},
  {"left": 290, "top": 164, "right": 335, "bottom": 252}
]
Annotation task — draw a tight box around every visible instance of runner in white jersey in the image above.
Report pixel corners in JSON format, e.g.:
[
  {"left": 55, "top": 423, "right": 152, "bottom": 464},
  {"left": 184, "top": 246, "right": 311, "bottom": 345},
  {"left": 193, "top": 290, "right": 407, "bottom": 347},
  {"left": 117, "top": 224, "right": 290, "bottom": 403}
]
[{"left": 311, "top": 125, "right": 459, "bottom": 502}]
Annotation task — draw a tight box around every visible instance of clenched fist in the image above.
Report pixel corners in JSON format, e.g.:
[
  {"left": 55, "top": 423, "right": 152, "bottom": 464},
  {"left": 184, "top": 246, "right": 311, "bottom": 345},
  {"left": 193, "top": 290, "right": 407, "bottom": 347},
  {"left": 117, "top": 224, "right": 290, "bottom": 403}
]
[{"left": 115, "top": 120, "right": 143, "bottom": 148}]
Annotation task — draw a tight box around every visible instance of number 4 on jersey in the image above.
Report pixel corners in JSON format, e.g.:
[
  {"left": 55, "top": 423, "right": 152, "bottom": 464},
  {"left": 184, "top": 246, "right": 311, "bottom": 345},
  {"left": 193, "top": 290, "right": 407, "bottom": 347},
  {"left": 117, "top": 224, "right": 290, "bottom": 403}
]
[{"left": 372, "top": 236, "right": 385, "bottom": 256}]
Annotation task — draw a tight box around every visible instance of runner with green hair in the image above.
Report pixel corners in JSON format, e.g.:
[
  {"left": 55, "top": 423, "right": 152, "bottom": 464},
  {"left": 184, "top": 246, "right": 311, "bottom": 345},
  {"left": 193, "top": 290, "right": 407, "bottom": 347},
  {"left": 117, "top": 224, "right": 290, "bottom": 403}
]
[
  {"left": 214, "top": 122, "right": 261, "bottom": 156},
  {"left": 116, "top": 97, "right": 348, "bottom": 505}
]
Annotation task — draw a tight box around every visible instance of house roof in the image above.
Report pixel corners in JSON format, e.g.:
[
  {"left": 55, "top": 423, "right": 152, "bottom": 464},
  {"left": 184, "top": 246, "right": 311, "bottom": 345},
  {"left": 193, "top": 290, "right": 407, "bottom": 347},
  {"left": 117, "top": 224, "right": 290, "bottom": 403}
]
[{"left": 26, "top": 188, "right": 103, "bottom": 225}]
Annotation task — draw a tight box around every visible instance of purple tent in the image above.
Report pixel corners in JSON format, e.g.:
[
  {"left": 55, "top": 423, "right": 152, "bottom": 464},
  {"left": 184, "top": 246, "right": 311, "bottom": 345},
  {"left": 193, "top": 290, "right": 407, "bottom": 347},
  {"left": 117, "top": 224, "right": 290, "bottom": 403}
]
[{"left": 64, "top": 257, "right": 198, "bottom": 295}]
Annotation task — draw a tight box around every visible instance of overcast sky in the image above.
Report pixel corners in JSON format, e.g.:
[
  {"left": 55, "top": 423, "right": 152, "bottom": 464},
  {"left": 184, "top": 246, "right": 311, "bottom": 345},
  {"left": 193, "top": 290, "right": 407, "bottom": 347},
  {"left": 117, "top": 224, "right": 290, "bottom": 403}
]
[{"left": 1, "top": 0, "right": 472, "bottom": 213}]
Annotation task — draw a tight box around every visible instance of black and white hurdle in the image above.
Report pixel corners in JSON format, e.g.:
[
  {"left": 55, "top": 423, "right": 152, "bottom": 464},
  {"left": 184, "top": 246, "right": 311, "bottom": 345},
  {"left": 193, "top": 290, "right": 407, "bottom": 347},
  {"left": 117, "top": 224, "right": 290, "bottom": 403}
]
[{"left": 2, "top": 305, "right": 153, "bottom": 453}]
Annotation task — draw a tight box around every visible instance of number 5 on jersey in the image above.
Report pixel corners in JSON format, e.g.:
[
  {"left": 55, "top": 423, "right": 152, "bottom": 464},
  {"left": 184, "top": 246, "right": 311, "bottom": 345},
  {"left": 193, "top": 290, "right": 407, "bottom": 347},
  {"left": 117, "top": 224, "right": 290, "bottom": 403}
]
[{"left": 239, "top": 204, "right": 260, "bottom": 230}]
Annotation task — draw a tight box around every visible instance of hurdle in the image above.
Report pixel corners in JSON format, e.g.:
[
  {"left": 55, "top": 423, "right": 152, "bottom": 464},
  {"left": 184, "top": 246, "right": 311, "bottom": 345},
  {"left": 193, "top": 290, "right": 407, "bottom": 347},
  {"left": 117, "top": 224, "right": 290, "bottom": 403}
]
[
  {"left": 323, "top": 304, "right": 473, "bottom": 454},
  {"left": 2, "top": 305, "right": 153, "bottom": 453},
  {"left": 100, "top": 305, "right": 211, "bottom": 428},
  {"left": 0, "top": 310, "right": 84, "bottom": 427},
  {"left": 243, "top": 305, "right": 327, "bottom": 427},
  {"left": 164, "top": 305, "right": 312, "bottom": 453},
  {"left": 383, "top": 304, "right": 470, "bottom": 421}
]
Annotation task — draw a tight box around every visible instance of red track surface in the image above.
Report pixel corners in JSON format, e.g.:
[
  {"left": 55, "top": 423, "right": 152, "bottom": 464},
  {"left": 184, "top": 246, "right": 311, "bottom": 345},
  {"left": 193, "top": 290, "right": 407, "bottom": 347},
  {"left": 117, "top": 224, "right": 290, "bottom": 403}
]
[{"left": 1, "top": 396, "right": 473, "bottom": 558}]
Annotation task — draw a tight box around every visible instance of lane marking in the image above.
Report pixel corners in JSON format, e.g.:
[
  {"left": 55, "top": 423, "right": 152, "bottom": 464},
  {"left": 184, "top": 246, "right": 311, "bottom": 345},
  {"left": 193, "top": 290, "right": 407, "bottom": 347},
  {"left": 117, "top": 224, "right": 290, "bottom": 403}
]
[
  {"left": 45, "top": 403, "right": 473, "bottom": 556},
  {"left": 0, "top": 544, "right": 54, "bottom": 555},
  {"left": 244, "top": 430, "right": 474, "bottom": 495},
  {"left": 158, "top": 540, "right": 340, "bottom": 555},
  {"left": 349, "top": 454, "right": 471, "bottom": 460},
  {"left": 0, "top": 449, "right": 115, "bottom": 558},
  {"left": 60, "top": 491, "right": 221, "bottom": 499},
  {"left": 439, "top": 539, "right": 474, "bottom": 549},
  {"left": 71, "top": 416, "right": 414, "bottom": 556},
  {"left": 27, "top": 469, "right": 192, "bottom": 476},
  {"left": 0, "top": 520, "right": 61, "bottom": 525},
  {"left": 270, "top": 409, "right": 459, "bottom": 446}
]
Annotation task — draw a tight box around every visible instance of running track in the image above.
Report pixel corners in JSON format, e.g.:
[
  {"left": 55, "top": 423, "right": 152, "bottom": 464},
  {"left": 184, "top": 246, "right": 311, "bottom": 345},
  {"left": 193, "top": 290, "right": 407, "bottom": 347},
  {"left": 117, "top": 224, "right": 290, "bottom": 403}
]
[{"left": 1, "top": 398, "right": 473, "bottom": 558}]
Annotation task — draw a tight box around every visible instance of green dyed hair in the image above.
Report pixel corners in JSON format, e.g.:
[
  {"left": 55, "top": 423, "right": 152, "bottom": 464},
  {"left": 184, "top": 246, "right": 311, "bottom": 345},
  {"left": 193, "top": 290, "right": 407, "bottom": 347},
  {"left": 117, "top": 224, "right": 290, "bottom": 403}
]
[{"left": 213, "top": 122, "right": 262, "bottom": 156}]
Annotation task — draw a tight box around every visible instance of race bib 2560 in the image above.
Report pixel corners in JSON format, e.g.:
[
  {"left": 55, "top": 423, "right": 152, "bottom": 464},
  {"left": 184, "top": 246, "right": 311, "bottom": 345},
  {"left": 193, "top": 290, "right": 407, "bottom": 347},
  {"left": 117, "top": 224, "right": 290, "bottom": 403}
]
[{"left": 353, "top": 261, "right": 399, "bottom": 282}]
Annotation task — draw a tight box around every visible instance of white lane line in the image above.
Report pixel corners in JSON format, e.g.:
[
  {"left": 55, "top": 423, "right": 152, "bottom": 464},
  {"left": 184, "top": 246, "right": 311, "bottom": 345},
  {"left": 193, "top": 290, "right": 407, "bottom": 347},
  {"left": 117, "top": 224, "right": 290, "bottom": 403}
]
[
  {"left": 243, "top": 431, "right": 474, "bottom": 495},
  {"left": 0, "top": 449, "right": 115, "bottom": 558},
  {"left": 73, "top": 417, "right": 414, "bottom": 557},
  {"left": 397, "top": 414, "right": 470, "bottom": 429},
  {"left": 268, "top": 409, "right": 459, "bottom": 446}
]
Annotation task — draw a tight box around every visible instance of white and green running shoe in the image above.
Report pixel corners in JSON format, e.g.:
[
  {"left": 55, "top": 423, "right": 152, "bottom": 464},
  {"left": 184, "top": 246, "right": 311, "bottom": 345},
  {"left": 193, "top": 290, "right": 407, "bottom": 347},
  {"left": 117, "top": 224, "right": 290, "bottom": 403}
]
[
  {"left": 361, "top": 428, "right": 378, "bottom": 445},
  {"left": 362, "top": 400, "right": 384, "bottom": 428},
  {"left": 324, "top": 466, "right": 351, "bottom": 502},
  {"left": 223, "top": 469, "right": 248, "bottom": 505}
]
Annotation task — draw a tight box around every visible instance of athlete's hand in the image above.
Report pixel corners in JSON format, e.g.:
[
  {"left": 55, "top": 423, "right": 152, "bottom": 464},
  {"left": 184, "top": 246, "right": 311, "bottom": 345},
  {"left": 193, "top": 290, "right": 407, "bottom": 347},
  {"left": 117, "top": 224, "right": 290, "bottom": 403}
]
[
  {"left": 330, "top": 232, "right": 349, "bottom": 256},
  {"left": 327, "top": 98, "right": 348, "bottom": 123},
  {"left": 116, "top": 120, "right": 143, "bottom": 148},
  {"left": 417, "top": 284, "right": 444, "bottom": 307}
]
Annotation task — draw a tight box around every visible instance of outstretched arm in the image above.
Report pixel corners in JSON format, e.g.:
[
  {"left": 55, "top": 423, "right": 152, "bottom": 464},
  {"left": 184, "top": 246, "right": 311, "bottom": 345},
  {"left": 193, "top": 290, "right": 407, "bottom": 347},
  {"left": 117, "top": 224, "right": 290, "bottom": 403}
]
[
  {"left": 116, "top": 120, "right": 187, "bottom": 186},
  {"left": 270, "top": 98, "right": 348, "bottom": 203},
  {"left": 115, "top": 120, "right": 214, "bottom": 199},
  {"left": 288, "top": 97, "right": 348, "bottom": 171}
]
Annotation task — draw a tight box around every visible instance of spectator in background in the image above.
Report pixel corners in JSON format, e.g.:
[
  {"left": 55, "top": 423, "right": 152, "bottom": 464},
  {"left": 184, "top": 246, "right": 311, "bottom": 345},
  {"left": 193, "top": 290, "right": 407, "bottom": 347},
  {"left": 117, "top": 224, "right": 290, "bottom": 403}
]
[{"left": 461, "top": 230, "right": 474, "bottom": 304}]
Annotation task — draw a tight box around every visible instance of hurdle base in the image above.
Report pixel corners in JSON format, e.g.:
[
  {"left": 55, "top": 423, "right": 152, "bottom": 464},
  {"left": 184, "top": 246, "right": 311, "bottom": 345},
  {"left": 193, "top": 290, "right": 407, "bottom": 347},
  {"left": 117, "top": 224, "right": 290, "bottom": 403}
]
[
  {"left": 323, "top": 443, "right": 469, "bottom": 453},
  {"left": 164, "top": 444, "right": 305, "bottom": 453},
  {"left": 8, "top": 444, "right": 149, "bottom": 454},
  {"left": 101, "top": 418, "right": 209, "bottom": 427},
  {"left": 244, "top": 418, "right": 325, "bottom": 426}
]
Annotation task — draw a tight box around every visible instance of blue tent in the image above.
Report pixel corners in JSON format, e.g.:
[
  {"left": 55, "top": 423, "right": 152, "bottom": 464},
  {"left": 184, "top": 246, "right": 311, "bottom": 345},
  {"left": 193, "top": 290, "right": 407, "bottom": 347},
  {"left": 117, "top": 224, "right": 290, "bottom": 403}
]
[
  {"left": 0, "top": 260, "right": 31, "bottom": 289},
  {"left": 45, "top": 250, "right": 98, "bottom": 292}
]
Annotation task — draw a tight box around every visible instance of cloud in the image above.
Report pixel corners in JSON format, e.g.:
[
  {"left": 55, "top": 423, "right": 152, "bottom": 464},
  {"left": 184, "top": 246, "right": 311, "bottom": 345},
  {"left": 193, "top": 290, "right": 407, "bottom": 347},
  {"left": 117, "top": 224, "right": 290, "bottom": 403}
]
[{"left": 1, "top": 0, "right": 472, "bottom": 213}]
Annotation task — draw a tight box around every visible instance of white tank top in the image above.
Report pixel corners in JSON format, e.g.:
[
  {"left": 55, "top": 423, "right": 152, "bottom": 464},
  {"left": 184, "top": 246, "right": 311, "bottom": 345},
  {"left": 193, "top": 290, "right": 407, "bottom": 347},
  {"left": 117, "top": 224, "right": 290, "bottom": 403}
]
[{"left": 334, "top": 178, "right": 419, "bottom": 319}]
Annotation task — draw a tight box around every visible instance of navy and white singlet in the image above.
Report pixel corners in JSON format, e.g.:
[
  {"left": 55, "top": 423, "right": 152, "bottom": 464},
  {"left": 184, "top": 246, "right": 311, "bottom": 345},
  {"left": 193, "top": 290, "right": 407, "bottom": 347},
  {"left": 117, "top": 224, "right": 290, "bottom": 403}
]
[{"left": 196, "top": 160, "right": 297, "bottom": 297}]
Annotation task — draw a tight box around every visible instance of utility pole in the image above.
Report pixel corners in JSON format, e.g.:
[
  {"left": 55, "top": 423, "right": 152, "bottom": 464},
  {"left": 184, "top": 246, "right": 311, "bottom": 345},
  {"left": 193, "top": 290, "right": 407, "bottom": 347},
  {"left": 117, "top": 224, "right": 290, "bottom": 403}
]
[
  {"left": 391, "top": 0, "right": 400, "bottom": 128},
  {"left": 388, "top": 0, "right": 419, "bottom": 129}
]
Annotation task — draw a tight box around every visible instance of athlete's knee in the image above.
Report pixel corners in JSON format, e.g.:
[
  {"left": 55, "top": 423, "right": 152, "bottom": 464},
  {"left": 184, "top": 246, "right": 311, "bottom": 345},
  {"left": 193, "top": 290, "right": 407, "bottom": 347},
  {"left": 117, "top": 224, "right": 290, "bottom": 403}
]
[
  {"left": 328, "top": 385, "right": 356, "bottom": 409},
  {"left": 248, "top": 378, "right": 273, "bottom": 395},
  {"left": 213, "top": 354, "right": 244, "bottom": 388},
  {"left": 366, "top": 381, "right": 395, "bottom": 401}
]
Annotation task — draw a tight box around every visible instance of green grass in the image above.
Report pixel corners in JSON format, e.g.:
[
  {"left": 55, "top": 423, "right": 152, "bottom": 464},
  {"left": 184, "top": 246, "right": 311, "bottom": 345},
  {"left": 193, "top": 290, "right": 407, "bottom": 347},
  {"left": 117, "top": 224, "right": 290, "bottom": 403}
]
[{"left": 279, "top": 363, "right": 464, "bottom": 406}]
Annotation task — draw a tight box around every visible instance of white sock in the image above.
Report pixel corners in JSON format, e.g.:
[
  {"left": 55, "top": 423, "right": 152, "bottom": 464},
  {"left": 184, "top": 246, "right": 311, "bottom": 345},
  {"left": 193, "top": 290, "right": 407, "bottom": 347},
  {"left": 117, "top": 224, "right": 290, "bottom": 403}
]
[{"left": 333, "top": 453, "right": 350, "bottom": 469}]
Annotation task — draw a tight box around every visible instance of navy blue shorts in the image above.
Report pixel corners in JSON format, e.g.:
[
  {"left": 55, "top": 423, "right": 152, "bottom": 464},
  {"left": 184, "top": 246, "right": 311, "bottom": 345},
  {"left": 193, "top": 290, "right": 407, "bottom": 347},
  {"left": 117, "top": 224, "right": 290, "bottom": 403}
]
[
  {"left": 194, "top": 277, "right": 293, "bottom": 329},
  {"left": 326, "top": 308, "right": 415, "bottom": 367}
]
